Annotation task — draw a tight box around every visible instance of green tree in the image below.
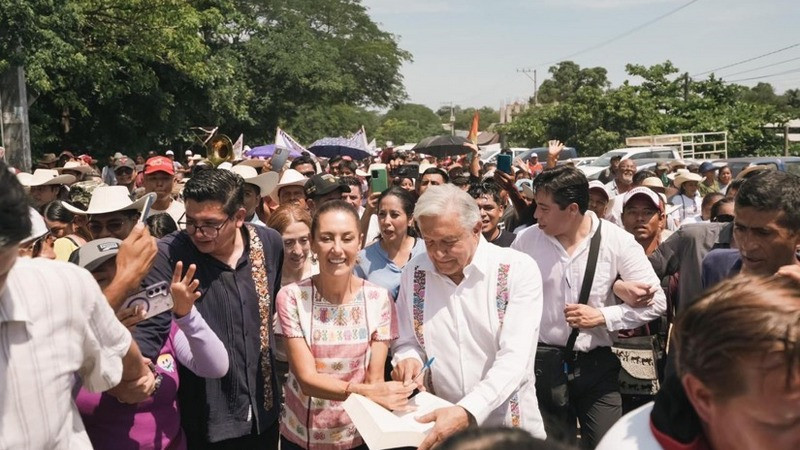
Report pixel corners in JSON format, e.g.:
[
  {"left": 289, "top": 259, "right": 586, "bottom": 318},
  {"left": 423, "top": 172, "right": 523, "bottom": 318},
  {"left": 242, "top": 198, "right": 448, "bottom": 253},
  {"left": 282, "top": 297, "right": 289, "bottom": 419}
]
[
  {"left": 283, "top": 104, "right": 379, "bottom": 145},
  {"left": 536, "top": 61, "right": 610, "bottom": 104}
]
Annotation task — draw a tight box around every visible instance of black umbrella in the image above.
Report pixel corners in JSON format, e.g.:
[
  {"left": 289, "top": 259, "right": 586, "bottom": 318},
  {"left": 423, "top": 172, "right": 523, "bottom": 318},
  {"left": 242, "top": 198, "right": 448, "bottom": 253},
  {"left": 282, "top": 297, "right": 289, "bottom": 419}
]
[
  {"left": 308, "top": 136, "right": 372, "bottom": 160},
  {"left": 412, "top": 135, "right": 471, "bottom": 158}
]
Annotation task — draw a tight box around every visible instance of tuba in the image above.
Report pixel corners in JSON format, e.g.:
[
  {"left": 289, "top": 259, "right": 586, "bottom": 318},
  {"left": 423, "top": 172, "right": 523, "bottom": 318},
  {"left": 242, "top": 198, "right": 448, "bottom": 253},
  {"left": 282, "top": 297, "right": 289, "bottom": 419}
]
[{"left": 206, "top": 134, "right": 234, "bottom": 167}]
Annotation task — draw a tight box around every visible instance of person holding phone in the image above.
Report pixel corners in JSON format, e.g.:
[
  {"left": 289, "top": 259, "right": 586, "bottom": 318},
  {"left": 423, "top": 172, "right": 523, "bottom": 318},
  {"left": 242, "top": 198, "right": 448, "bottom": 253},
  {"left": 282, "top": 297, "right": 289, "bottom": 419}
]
[
  {"left": 275, "top": 200, "right": 410, "bottom": 450},
  {"left": 71, "top": 239, "right": 229, "bottom": 450}
]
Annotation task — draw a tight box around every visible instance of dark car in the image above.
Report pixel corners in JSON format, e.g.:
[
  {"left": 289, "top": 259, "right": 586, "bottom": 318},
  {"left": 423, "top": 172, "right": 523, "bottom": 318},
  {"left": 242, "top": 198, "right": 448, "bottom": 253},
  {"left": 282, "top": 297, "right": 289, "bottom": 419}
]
[
  {"left": 714, "top": 157, "right": 800, "bottom": 178},
  {"left": 519, "top": 146, "right": 579, "bottom": 163}
]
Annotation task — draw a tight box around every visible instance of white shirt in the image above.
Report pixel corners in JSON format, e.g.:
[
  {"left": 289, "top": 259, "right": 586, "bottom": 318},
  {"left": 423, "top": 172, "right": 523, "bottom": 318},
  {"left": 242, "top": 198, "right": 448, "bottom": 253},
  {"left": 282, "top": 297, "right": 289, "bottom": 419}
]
[
  {"left": 0, "top": 258, "right": 131, "bottom": 449},
  {"left": 393, "top": 238, "right": 546, "bottom": 438},
  {"left": 511, "top": 212, "right": 666, "bottom": 352},
  {"left": 670, "top": 193, "right": 701, "bottom": 223},
  {"left": 151, "top": 199, "right": 186, "bottom": 230},
  {"left": 596, "top": 402, "right": 662, "bottom": 450}
]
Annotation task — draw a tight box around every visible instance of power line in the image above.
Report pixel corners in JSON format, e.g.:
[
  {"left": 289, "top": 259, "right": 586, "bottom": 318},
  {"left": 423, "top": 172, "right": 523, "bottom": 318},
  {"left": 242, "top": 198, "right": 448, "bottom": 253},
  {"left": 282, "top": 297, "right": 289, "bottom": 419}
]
[
  {"left": 720, "top": 56, "right": 800, "bottom": 78},
  {"left": 726, "top": 67, "right": 800, "bottom": 83},
  {"left": 520, "top": 0, "right": 700, "bottom": 71},
  {"left": 692, "top": 42, "right": 800, "bottom": 77}
]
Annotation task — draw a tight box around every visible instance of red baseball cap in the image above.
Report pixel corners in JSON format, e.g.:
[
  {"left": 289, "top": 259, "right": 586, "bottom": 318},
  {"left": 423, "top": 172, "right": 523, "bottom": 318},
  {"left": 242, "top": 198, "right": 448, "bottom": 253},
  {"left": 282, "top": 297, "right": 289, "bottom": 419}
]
[{"left": 144, "top": 156, "right": 175, "bottom": 176}]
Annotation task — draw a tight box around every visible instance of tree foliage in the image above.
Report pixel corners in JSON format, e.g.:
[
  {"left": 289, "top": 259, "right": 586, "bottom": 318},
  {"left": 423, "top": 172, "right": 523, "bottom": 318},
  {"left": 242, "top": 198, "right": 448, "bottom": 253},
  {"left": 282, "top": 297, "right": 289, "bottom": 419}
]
[
  {"left": 501, "top": 60, "right": 788, "bottom": 157},
  {"left": 374, "top": 103, "right": 443, "bottom": 145},
  {"left": 1, "top": 0, "right": 411, "bottom": 157}
]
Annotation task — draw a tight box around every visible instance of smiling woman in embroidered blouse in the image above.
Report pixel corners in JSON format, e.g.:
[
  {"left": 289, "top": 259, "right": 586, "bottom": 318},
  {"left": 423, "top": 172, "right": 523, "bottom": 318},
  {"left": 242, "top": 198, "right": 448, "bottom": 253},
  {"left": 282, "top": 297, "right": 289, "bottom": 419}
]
[{"left": 275, "top": 200, "right": 412, "bottom": 450}]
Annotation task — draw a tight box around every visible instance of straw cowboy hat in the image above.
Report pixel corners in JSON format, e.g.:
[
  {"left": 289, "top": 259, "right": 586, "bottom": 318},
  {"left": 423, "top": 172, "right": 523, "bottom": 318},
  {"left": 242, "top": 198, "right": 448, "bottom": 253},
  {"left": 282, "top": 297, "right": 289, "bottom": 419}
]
[
  {"left": 62, "top": 186, "right": 156, "bottom": 215},
  {"left": 229, "top": 164, "right": 279, "bottom": 198},
  {"left": 270, "top": 169, "right": 307, "bottom": 202},
  {"left": 17, "top": 169, "right": 76, "bottom": 187},
  {"left": 640, "top": 176, "right": 667, "bottom": 194},
  {"left": 57, "top": 161, "right": 94, "bottom": 175},
  {"left": 673, "top": 172, "right": 703, "bottom": 189}
]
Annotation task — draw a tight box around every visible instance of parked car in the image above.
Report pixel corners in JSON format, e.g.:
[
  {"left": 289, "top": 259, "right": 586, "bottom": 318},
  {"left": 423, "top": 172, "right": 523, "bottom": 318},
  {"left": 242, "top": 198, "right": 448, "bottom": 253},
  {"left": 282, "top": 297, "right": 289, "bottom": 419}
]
[
  {"left": 713, "top": 156, "right": 800, "bottom": 178},
  {"left": 518, "top": 146, "right": 579, "bottom": 163},
  {"left": 579, "top": 147, "right": 681, "bottom": 178}
]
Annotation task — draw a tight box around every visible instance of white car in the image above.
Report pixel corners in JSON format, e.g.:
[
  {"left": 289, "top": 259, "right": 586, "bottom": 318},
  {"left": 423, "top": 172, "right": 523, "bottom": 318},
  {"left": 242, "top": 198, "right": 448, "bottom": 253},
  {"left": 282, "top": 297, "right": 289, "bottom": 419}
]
[{"left": 579, "top": 147, "right": 681, "bottom": 178}]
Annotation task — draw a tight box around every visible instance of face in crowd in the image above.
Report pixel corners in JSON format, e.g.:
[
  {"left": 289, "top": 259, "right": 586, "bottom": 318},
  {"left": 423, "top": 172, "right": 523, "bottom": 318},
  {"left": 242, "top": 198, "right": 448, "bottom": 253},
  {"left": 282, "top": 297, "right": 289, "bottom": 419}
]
[
  {"left": 282, "top": 219, "right": 312, "bottom": 274},
  {"left": 143, "top": 171, "right": 175, "bottom": 202},
  {"left": 242, "top": 184, "right": 261, "bottom": 219},
  {"left": 622, "top": 196, "right": 664, "bottom": 244},
  {"left": 115, "top": 166, "right": 135, "bottom": 186},
  {"left": 183, "top": 200, "right": 246, "bottom": 259},
  {"left": 294, "top": 162, "right": 315, "bottom": 178},
  {"left": 29, "top": 185, "right": 60, "bottom": 208},
  {"left": 378, "top": 193, "right": 413, "bottom": 242},
  {"left": 718, "top": 166, "right": 732, "bottom": 186},
  {"left": 87, "top": 211, "right": 139, "bottom": 240},
  {"left": 474, "top": 193, "right": 504, "bottom": 239},
  {"left": 616, "top": 160, "right": 636, "bottom": 186},
  {"left": 418, "top": 172, "right": 445, "bottom": 196},
  {"left": 279, "top": 186, "right": 307, "bottom": 208},
  {"left": 734, "top": 206, "right": 800, "bottom": 276},
  {"left": 682, "top": 180, "right": 699, "bottom": 197},
  {"left": 341, "top": 184, "right": 363, "bottom": 211},
  {"left": 311, "top": 203, "right": 361, "bottom": 278},
  {"left": 588, "top": 190, "right": 609, "bottom": 218},
  {"left": 534, "top": 191, "right": 581, "bottom": 239}
]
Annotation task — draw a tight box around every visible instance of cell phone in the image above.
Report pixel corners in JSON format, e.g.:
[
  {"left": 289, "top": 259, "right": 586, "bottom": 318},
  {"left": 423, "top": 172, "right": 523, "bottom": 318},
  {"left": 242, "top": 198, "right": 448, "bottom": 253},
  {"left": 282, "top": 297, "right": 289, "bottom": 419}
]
[
  {"left": 369, "top": 164, "right": 389, "bottom": 193},
  {"left": 271, "top": 146, "right": 290, "bottom": 173},
  {"left": 497, "top": 154, "right": 512, "bottom": 174},
  {"left": 139, "top": 194, "right": 155, "bottom": 223},
  {"left": 122, "top": 281, "right": 173, "bottom": 320}
]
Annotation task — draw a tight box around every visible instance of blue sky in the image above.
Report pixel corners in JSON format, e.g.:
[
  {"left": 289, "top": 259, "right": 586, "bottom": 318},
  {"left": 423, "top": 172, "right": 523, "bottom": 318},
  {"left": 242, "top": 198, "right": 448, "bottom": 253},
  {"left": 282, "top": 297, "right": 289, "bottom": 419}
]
[{"left": 362, "top": 0, "right": 800, "bottom": 110}]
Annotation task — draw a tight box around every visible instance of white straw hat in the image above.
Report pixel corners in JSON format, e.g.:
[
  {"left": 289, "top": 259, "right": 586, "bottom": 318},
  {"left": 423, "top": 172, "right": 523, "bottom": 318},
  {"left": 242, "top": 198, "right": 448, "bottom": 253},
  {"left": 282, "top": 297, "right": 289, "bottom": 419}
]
[
  {"left": 17, "top": 169, "right": 76, "bottom": 187},
  {"left": 229, "top": 164, "right": 279, "bottom": 198},
  {"left": 673, "top": 172, "right": 703, "bottom": 189},
  {"left": 57, "top": 161, "right": 94, "bottom": 174},
  {"left": 270, "top": 169, "right": 307, "bottom": 202},
  {"left": 62, "top": 186, "right": 156, "bottom": 215}
]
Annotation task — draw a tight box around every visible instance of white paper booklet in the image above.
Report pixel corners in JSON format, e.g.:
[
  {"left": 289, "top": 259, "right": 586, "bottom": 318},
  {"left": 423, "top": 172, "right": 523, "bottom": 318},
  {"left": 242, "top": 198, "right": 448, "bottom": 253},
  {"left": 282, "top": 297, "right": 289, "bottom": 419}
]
[{"left": 342, "top": 392, "right": 454, "bottom": 449}]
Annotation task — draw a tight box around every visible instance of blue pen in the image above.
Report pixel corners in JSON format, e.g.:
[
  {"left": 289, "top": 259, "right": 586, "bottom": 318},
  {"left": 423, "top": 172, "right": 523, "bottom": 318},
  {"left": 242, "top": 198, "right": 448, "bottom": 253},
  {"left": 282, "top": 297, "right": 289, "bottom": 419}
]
[{"left": 410, "top": 357, "right": 435, "bottom": 385}]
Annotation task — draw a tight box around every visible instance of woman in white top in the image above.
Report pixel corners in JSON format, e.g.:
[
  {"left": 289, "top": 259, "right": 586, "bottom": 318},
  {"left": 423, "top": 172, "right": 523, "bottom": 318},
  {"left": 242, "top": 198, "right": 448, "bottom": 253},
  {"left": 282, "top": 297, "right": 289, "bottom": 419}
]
[{"left": 669, "top": 172, "right": 703, "bottom": 224}]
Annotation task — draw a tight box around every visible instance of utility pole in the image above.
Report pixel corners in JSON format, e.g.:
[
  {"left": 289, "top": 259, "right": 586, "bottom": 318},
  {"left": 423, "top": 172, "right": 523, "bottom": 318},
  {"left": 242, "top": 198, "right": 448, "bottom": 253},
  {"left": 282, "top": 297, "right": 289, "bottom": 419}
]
[
  {"left": 683, "top": 72, "right": 690, "bottom": 101},
  {"left": 0, "top": 66, "right": 32, "bottom": 171},
  {"left": 517, "top": 68, "right": 538, "bottom": 105}
]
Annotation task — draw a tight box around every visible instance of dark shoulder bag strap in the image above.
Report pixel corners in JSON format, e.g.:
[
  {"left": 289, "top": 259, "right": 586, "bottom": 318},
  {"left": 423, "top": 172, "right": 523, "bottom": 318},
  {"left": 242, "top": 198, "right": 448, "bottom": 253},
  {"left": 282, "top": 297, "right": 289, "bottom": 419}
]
[{"left": 565, "top": 220, "right": 603, "bottom": 353}]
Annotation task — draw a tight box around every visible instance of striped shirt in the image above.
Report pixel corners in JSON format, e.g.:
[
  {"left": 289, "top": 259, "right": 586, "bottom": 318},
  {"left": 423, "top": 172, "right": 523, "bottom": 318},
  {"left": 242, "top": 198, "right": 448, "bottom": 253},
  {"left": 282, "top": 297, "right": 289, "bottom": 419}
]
[{"left": 0, "top": 257, "right": 131, "bottom": 449}]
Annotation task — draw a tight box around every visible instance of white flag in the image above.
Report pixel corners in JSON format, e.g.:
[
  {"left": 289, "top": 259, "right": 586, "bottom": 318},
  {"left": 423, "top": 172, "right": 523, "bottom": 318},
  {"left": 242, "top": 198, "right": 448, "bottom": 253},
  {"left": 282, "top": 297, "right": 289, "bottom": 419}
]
[{"left": 232, "top": 133, "right": 244, "bottom": 160}]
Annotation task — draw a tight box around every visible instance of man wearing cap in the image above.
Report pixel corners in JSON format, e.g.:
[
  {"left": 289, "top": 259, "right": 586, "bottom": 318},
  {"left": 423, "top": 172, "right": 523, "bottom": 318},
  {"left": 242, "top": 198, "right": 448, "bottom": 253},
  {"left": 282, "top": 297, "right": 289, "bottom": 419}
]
[
  {"left": 511, "top": 166, "right": 665, "bottom": 447},
  {"left": 697, "top": 161, "right": 720, "bottom": 197},
  {"left": 0, "top": 162, "right": 155, "bottom": 448},
  {"left": 137, "top": 169, "right": 284, "bottom": 448},
  {"left": 112, "top": 155, "right": 137, "bottom": 196},
  {"left": 18, "top": 207, "right": 56, "bottom": 259},
  {"left": 144, "top": 156, "right": 185, "bottom": 227},
  {"left": 271, "top": 168, "right": 308, "bottom": 209},
  {"left": 17, "top": 169, "right": 75, "bottom": 211},
  {"left": 588, "top": 180, "right": 610, "bottom": 218},
  {"left": 621, "top": 187, "right": 669, "bottom": 256},
  {"left": 228, "top": 164, "right": 278, "bottom": 226},
  {"left": 304, "top": 173, "right": 350, "bottom": 215}
]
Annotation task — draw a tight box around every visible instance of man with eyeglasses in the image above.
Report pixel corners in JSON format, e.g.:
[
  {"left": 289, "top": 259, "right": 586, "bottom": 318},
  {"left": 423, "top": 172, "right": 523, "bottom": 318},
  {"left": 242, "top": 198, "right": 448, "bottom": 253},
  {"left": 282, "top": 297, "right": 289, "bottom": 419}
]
[{"left": 139, "top": 169, "right": 284, "bottom": 449}]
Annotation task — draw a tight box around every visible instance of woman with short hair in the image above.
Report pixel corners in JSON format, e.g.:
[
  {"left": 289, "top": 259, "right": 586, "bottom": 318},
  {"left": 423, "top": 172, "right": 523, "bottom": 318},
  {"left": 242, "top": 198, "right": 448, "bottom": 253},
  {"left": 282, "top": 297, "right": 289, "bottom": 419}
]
[{"left": 275, "top": 200, "right": 411, "bottom": 450}]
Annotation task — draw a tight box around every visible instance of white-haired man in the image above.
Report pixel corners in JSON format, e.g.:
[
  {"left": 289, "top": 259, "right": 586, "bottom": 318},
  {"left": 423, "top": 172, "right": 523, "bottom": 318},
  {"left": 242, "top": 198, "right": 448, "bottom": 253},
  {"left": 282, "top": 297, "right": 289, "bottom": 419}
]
[{"left": 392, "top": 184, "right": 546, "bottom": 449}]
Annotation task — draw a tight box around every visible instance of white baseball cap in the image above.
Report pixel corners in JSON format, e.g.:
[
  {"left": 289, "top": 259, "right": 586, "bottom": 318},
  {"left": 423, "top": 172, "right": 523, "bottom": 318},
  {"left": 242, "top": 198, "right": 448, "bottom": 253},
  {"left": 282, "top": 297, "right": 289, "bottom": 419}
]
[{"left": 622, "top": 186, "right": 662, "bottom": 212}]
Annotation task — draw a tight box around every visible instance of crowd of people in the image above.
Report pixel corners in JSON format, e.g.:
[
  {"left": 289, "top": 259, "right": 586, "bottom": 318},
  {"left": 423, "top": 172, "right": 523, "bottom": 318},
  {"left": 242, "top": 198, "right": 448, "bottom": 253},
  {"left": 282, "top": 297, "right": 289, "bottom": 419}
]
[{"left": 0, "top": 140, "right": 798, "bottom": 450}]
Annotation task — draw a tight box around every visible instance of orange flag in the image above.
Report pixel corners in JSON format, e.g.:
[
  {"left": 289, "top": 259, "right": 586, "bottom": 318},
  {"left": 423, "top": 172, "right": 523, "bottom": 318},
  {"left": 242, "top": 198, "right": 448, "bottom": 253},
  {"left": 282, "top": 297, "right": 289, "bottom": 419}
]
[{"left": 467, "top": 111, "right": 479, "bottom": 144}]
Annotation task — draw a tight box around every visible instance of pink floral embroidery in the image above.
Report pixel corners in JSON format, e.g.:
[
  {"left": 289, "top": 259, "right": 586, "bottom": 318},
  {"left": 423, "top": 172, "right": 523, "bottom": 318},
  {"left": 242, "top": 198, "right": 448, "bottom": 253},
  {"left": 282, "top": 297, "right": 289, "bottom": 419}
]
[
  {"left": 412, "top": 267, "right": 426, "bottom": 347},
  {"left": 496, "top": 264, "right": 510, "bottom": 326},
  {"left": 509, "top": 393, "right": 521, "bottom": 427}
]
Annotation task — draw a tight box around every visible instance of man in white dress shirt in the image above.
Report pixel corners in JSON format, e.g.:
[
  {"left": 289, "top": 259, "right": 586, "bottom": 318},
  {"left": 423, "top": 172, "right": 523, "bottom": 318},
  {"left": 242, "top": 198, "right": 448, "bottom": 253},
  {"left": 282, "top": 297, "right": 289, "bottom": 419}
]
[
  {"left": 512, "top": 166, "right": 666, "bottom": 448},
  {"left": 0, "top": 162, "right": 154, "bottom": 449},
  {"left": 392, "top": 184, "right": 546, "bottom": 450}
]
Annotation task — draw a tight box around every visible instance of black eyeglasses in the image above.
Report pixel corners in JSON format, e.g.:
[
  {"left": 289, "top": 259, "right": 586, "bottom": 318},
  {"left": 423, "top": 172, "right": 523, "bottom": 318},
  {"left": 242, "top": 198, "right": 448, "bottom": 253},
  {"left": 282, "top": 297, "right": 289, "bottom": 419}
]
[{"left": 180, "top": 217, "right": 231, "bottom": 238}]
